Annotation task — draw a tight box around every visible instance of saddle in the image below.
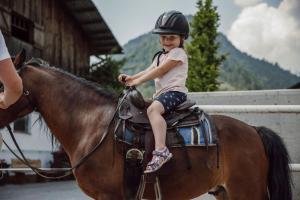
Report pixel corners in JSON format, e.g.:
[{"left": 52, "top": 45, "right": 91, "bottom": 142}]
[
  {"left": 117, "top": 88, "right": 201, "bottom": 128},
  {"left": 114, "top": 87, "right": 219, "bottom": 199}
]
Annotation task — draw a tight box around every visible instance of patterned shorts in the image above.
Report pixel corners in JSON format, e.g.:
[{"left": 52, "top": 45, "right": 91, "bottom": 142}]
[{"left": 154, "top": 91, "right": 187, "bottom": 113}]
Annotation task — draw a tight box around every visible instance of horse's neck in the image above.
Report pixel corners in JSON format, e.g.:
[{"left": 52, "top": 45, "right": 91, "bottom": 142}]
[{"left": 24, "top": 66, "right": 116, "bottom": 159}]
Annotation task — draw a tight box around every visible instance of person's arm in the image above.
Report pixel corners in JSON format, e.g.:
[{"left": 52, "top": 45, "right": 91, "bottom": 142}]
[
  {"left": 118, "top": 64, "right": 154, "bottom": 83},
  {"left": 126, "top": 60, "right": 181, "bottom": 86},
  {"left": 130, "top": 64, "right": 155, "bottom": 80},
  {"left": 0, "top": 58, "right": 23, "bottom": 109}
]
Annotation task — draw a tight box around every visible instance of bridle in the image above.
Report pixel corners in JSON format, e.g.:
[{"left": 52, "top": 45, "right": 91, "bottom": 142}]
[{"left": 1, "top": 88, "right": 131, "bottom": 179}]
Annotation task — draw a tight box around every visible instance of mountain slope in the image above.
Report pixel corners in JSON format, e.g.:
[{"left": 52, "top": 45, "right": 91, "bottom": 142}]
[{"left": 217, "top": 34, "right": 299, "bottom": 90}]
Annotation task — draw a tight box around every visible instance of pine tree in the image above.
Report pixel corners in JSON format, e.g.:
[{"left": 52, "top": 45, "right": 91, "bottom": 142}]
[{"left": 186, "top": 0, "right": 225, "bottom": 91}]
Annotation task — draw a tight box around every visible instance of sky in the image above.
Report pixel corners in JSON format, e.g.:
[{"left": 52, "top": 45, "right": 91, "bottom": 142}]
[{"left": 93, "top": 0, "right": 299, "bottom": 75}]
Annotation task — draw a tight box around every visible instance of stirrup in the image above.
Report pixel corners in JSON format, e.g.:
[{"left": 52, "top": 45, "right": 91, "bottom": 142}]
[{"left": 136, "top": 175, "right": 162, "bottom": 200}]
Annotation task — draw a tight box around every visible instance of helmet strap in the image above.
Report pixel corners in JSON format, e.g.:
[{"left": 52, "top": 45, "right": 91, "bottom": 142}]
[{"left": 152, "top": 49, "right": 168, "bottom": 66}]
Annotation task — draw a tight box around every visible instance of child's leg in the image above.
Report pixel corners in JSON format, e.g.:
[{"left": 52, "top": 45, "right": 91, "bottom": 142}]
[
  {"left": 144, "top": 91, "right": 187, "bottom": 173},
  {"left": 145, "top": 100, "right": 172, "bottom": 173},
  {"left": 147, "top": 100, "right": 166, "bottom": 150}
]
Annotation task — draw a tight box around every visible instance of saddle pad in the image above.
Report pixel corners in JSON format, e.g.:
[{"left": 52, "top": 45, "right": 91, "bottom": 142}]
[
  {"left": 178, "top": 116, "right": 214, "bottom": 145},
  {"left": 123, "top": 114, "right": 216, "bottom": 146}
]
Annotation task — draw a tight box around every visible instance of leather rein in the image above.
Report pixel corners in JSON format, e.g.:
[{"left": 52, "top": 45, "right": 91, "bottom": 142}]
[{"left": 1, "top": 88, "right": 131, "bottom": 179}]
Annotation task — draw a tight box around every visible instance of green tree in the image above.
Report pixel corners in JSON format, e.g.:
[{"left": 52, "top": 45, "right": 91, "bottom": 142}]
[
  {"left": 85, "top": 55, "right": 125, "bottom": 93},
  {"left": 186, "top": 0, "right": 225, "bottom": 91}
]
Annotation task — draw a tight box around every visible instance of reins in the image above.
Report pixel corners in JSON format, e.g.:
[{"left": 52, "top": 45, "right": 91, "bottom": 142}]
[{"left": 1, "top": 87, "right": 132, "bottom": 179}]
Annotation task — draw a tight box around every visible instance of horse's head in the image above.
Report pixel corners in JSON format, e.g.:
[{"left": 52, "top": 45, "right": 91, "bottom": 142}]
[{"left": 0, "top": 49, "right": 35, "bottom": 128}]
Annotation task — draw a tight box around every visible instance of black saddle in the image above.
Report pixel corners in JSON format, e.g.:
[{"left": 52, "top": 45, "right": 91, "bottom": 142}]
[{"left": 117, "top": 87, "right": 197, "bottom": 126}]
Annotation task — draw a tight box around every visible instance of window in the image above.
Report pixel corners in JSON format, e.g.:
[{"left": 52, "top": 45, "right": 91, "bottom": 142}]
[
  {"left": 11, "top": 12, "right": 34, "bottom": 44},
  {"left": 13, "top": 116, "right": 30, "bottom": 134}
]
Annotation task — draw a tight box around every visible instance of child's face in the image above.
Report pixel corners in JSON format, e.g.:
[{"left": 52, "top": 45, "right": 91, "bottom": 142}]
[{"left": 159, "top": 35, "right": 181, "bottom": 51}]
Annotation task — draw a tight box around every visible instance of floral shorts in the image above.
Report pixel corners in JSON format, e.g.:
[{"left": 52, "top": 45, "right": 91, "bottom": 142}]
[{"left": 154, "top": 91, "right": 187, "bottom": 113}]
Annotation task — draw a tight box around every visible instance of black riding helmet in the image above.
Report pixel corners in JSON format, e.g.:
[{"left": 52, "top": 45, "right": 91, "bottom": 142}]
[{"left": 152, "top": 10, "right": 189, "bottom": 39}]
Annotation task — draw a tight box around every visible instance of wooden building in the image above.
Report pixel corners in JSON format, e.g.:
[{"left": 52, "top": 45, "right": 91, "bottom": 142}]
[{"left": 0, "top": 0, "right": 122, "bottom": 75}]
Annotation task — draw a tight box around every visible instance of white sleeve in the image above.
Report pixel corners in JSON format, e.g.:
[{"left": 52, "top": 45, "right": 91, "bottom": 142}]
[
  {"left": 0, "top": 30, "right": 10, "bottom": 61},
  {"left": 167, "top": 48, "right": 187, "bottom": 63}
]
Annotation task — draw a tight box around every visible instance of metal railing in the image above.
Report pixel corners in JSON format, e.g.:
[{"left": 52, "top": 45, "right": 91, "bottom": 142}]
[{"left": 290, "top": 164, "right": 300, "bottom": 172}]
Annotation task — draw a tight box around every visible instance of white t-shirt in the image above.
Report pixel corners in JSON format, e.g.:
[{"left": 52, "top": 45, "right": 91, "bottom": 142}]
[
  {"left": 152, "top": 47, "right": 188, "bottom": 97},
  {"left": 0, "top": 30, "right": 10, "bottom": 61}
]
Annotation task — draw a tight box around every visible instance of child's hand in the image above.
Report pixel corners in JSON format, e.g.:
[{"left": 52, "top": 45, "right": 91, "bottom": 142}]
[{"left": 118, "top": 74, "right": 130, "bottom": 83}]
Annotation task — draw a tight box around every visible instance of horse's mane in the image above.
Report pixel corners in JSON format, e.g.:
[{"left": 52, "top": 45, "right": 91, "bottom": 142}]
[
  {"left": 25, "top": 57, "right": 51, "bottom": 67},
  {"left": 24, "top": 58, "right": 118, "bottom": 102}
]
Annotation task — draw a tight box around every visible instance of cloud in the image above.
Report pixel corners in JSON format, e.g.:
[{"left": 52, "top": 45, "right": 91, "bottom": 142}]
[
  {"left": 228, "top": 0, "right": 300, "bottom": 74},
  {"left": 233, "top": 0, "right": 263, "bottom": 7}
]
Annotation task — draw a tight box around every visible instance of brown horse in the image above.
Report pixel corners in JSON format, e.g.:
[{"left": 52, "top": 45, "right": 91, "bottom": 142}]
[{"left": 0, "top": 55, "right": 292, "bottom": 200}]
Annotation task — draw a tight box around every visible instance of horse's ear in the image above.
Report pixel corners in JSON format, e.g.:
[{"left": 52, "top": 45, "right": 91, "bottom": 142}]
[{"left": 13, "top": 49, "right": 26, "bottom": 69}]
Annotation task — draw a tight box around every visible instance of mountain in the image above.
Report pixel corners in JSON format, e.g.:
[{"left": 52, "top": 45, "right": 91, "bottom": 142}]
[
  {"left": 118, "top": 32, "right": 300, "bottom": 93},
  {"left": 217, "top": 34, "right": 300, "bottom": 90}
]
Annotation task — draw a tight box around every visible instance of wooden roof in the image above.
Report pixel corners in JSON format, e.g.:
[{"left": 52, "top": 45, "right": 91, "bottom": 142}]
[{"left": 62, "top": 0, "right": 122, "bottom": 55}]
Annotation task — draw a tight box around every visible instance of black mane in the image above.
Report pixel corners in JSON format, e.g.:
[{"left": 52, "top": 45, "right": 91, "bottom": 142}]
[{"left": 24, "top": 58, "right": 118, "bottom": 102}]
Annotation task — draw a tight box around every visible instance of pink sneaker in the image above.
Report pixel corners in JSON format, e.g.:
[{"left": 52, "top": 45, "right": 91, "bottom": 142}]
[{"left": 144, "top": 147, "right": 173, "bottom": 173}]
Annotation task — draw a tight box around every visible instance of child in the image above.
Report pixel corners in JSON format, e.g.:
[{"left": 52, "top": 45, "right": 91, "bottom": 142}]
[
  {"left": 118, "top": 10, "right": 189, "bottom": 173},
  {"left": 0, "top": 30, "right": 23, "bottom": 109}
]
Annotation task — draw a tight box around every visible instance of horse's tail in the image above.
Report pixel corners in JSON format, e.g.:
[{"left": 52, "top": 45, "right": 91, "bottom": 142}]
[{"left": 255, "top": 126, "right": 293, "bottom": 200}]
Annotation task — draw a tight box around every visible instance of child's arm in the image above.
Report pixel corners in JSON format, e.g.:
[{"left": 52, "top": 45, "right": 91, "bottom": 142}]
[
  {"left": 124, "top": 65, "right": 155, "bottom": 82},
  {"left": 126, "top": 60, "right": 181, "bottom": 86},
  {"left": 118, "top": 65, "right": 154, "bottom": 83}
]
